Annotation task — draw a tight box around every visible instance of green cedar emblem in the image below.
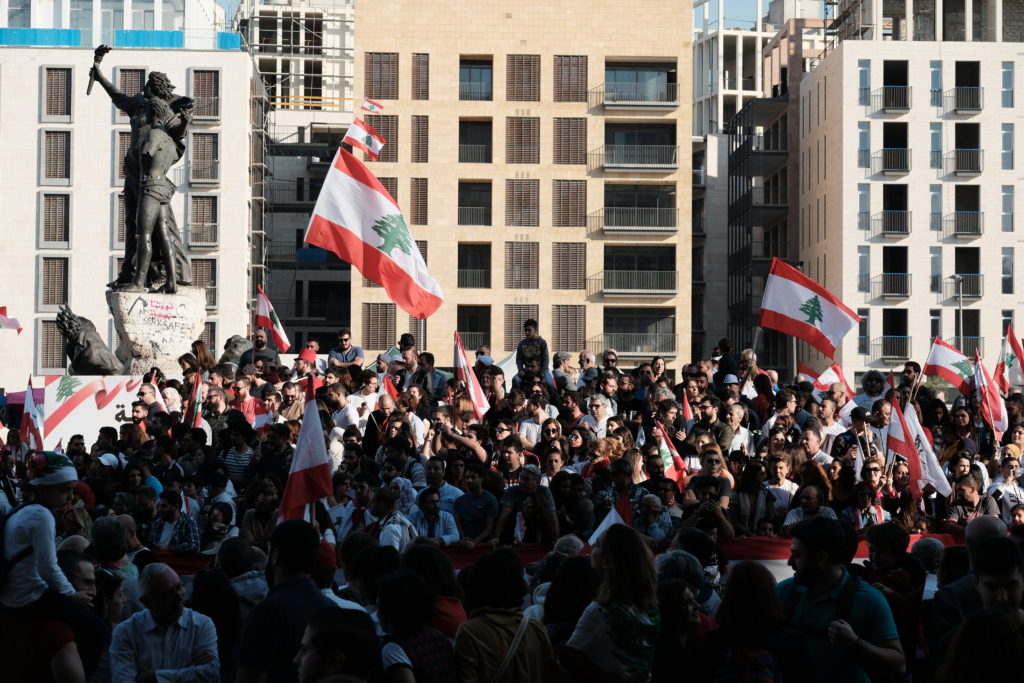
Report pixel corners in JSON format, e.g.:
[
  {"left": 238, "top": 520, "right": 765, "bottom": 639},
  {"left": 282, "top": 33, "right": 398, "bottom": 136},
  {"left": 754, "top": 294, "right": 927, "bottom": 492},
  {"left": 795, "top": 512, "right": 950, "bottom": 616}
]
[
  {"left": 1007, "top": 352, "right": 1017, "bottom": 368},
  {"left": 268, "top": 307, "right": 283, "bottom": 331},
  {"left": 799, "top": 295, "right": 824, "bottom": 326},
  {"left": 952, "top": 360, "right": 974, "bottom": 379},
  {"left": 55, "top": 375, "right": 81, "bottom": 403},
  {"left": 363, "top": 134, "right": 374, "bottom": 148},
  {"left": 372, "top": 214, "right": 414, "bottom": 257}
]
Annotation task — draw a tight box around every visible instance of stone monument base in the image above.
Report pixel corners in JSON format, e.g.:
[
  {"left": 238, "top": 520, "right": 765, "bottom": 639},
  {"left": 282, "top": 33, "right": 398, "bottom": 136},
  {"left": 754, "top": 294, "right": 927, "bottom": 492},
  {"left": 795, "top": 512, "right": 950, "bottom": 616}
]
[{"left": 108, "top": 287, "right": 208, "bottom": 376}]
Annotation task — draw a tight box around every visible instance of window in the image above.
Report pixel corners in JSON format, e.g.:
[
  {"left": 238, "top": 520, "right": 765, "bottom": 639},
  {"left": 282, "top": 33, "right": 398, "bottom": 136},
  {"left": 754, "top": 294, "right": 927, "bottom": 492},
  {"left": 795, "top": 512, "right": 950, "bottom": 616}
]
[
  {"left": 38, "top": 320, "right": 64, "bottom": 371},
  {"left": 858, "top": 309, "right": 869, "bottom": 354},
  {"left": 362, "top": 303, "right": 396, "bottom": 349},
  {"left": 190, "top": 259, "right": 217, "bottom": 309},
  {"left": 553, "top": 117, "right": 586, "bottom": 165},
  {"left": 857, "top": 122, "right": 869, "bottom": 168},
  {"left": 858, "top": 184, "right": 870, "bottom": 229},
  {"left": 192, "top": 70, "right": 220, "bottom": 119},
  {"left": 411, "top": 115, "right": 428, "bottom": 163},
  {"left": 506, "top": 180, "right": 539, "bottom": 226},
  {"left": 507, "top": 54, "right": 541, "bottom": 101},
  {"left": 364, "top": 52, "right": 398, "bottom": 100},
  {"left": 409, "top": 178, "right": 427, "bottom": 225},
  {"left": 407, "top": 316, "right": 427, "bottom": 350},
  {"left": 554, "top": 56, "right": 587, "bottom": 102},
  {"left": 505, "top": 242, "right": 539, "bottom": 289},
  {"left": 552, "top": 243, "right": 586, "bottom": 289},
  {"left": 1004, "top": 247, "right": 1014, "bottom": 294},
  {"left": 930, "top": 123, "right": 942, "bottom": 168},
  {"left": 117, "top": 131, "right": 131, "bottom": 180},
  {"left": 1003, "top": 186, "right": 1015, "bottom": 232},
  {"left": 190, "top": 133, "right": 219, "bottom": 182},
  {"left": 189, "top": 195, "right": 218, "bottom": 246},
  {"left": 41, "top": 194, "right": 70, "bottom": 246},
  {"left": 459, "top": 59, "right": 492, "bottom": 101},
  {"left": 506, "top": 117, "right": 540, "bottom": 163},
  {"left": 931, "top": 310, "right": 941, "bottom": 339},
  {"left": 70, "top": 0, "right": 92, "bottom": 30},
  {"left": 132, "top": 0, "right": 154, "bottom": 29},
  {"left": 930, "top": 246, "right": 942, "bottom": 292},
  {"left": 504, "top": 304, "right": 539, "bottom": 350},
  {"left": 930, "top": 61, "right": 942, "bottom": 106},
  {"left": 8, "top": 0, "right": 30, "bottom": 27},
  {"left": 1003, "top": 310, "right": 1014, "bottom": 335},
  {"left": 412, "top": 53, "right": 429, "bottom": 100},
  {"left": 858, "top": 60, "right": 870, "bottom": 105},
  {"left": 1003, "top": 124, "right": 1014, "bottom": 169},
  {"left": 43, "top": 67, "right": 71, "bottom": 121},
  {"left": 117, "top": 68, "right": 145, "bottom": 119},
  {"left": 857, "top": 246, "right": 869, "bottom": 291},
  {"left": 930, "top": 185, "right": 942, "bottom": 230},
  {"left": 459, "top": 182, "right": 491, "bottom": 225},
  {"left": 1003, "top": 62, "right": 1014, "bottom": 107},
  {"left": 199, "top": 321, "right": 216, "bottom": 351},
  {"left": 42, "top": 130, "right": 71, "bottom": 184},
  {"left": 40, "top": 256, "right": 68, "bottom": 308},
  {"left": 552, "top": 305, "right": 585, "bottom": 351},
  {"left": 365, "top": 115, "right": 397, "bottom": 162},
  {"left": 553, "top": 180, "right": 586, "bottom": 227},
  {"left": 114, "top": 193, "right": 126, "bottom": 245},
  {"left": 457, "top": 244, "right": 491, "bottom": 288},
  {"left": 379, "top": 177, "right": 398, "bottom": 203}
]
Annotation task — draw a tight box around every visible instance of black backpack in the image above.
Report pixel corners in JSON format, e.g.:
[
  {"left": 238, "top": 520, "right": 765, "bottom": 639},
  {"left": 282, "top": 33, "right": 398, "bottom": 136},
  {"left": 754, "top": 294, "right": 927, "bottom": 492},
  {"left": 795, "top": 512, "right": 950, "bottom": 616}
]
[{"left": 0, "top": 502, "right": 41, "bottom": 590}]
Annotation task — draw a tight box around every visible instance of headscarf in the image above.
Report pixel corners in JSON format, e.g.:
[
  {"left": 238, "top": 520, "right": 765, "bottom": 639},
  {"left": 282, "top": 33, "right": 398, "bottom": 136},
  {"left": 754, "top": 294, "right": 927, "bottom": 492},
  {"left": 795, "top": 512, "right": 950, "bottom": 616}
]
[
  {"left": 28, "top": 451, "right": 78, "bottom": 486},
  {"left": 391, "top": 476, "right": 416, "bottom": 515},
  {"left": 161, "top": 387, "right": 182, "bottom": 413}
]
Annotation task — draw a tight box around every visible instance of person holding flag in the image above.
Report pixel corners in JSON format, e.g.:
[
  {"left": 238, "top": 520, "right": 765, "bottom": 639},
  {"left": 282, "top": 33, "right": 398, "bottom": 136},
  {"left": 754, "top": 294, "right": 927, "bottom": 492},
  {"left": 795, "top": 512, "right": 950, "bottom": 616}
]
[
  {"left": 277, "top": 375, "right": 333, "bottom": 524},
  {"left": 994, "top": 323, "right": 1024, "bottom": 394}
]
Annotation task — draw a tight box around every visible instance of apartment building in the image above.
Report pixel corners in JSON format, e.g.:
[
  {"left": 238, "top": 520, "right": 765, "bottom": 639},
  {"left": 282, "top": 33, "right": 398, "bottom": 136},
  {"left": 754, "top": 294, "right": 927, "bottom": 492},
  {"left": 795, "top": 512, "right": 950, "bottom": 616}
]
[
  {"left": 0, "top": 1, "right": 264, "bottom": 390},
  {"left": 795, "top": 0, "right": 1024, "bottom": 376},
  {"left": 350, "top": 0, "right": 691, "bottom": 369}
]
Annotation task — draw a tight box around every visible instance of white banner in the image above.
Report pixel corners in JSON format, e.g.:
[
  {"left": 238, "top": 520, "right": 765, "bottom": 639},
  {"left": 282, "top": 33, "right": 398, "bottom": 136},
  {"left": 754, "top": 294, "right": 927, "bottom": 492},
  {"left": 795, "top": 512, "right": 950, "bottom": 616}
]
[{"left": 42, "top": 375, "right": 144, "bottom": 449}]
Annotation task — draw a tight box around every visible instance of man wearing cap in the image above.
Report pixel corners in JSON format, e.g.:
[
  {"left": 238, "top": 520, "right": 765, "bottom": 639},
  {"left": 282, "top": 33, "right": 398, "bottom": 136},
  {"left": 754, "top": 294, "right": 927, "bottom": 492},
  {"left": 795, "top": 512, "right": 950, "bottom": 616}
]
[
  {"left": 550, "top": 351, "right": 573, "bottom": 393},
  {"left": 293, "top": 348, "right": 322, "bottom": 387},
  {"left": 240, "top": 329, "right": 281, "bottom": 368}
]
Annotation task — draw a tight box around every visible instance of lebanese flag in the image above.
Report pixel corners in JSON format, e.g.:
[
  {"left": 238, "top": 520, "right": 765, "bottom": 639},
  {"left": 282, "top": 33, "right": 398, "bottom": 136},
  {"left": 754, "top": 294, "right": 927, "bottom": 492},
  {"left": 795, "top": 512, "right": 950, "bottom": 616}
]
[
  {"left": 588, "top": 490, "right": 634, "bottom": 545},
  {"left": 655, "top": 421, "right": 688, "bottom": 485},
  {"left": 361, "top": 97, "right": 383, "bottom": 113},
  {"left": 454, "top": 331, "right": 490, "bottom": 420},
  {"left": 278, "top": 380, "right": 333, "bottom": 521},
  {"left": 799, "top": 362, "right": 854, "bottom": 397},
  {"left": 759, "top": 258, "right": 861, "bottom": 358},
  {"left": 19, "top": 377, "right": 43, "bottom": 451},
  {"left": 975, "top": 350, "right": 1009, "bottom": 441},
  {"left": 994, "top": 323, "right": 1024, "bottom": 393},
  {"left": 343, "top": 118, "right": 387, "bottom": 161},
  {"left": 253, "top": 401, "right": 272, "bottom": 434},
  {"left": 185, "top": 376, "right": 204, "bottom": 429},
  {"left": 887, "top": 399, "right": 924, "bottom": 498},
  {"left": 255, "top": 285, "right": 290, "bottom": 353},
  {"left": 903, "top": 399, "right": 953, "bottom": 497},
  {"left": 923, "top": 337, "right": 973, "bottom": 395},
  {"left": 680, "top": 391, "right": 695, "bottom": 433},
  {"left": 887, "top": 370, "right": 897, "bottom": 390},
  {"left": 0, "top": 306, "right": 22, "bottom": 334},
  {"left": 305, "top": 149, "right": 443, "bottom": 319}
]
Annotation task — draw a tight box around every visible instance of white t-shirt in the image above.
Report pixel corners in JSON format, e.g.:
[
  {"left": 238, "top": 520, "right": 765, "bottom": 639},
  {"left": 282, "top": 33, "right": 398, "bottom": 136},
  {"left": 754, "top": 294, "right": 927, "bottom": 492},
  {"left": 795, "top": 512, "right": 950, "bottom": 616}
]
[{"left": 769, "top": 480, "right": 800, "bottom": 516}]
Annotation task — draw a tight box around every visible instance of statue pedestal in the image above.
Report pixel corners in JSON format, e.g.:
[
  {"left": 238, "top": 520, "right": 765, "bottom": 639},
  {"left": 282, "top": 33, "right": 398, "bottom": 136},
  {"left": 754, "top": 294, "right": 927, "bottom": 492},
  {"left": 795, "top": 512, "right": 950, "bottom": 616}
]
[{"left": 107, "top": 287, "right": 208, "bottom": 376}]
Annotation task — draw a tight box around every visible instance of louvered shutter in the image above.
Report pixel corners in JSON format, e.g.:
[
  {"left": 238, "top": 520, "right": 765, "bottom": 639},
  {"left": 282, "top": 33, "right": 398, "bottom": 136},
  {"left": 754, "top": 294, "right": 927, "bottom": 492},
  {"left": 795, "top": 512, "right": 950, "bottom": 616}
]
[
  {"left": 552, "top": 243, "right": 586, "bottom": 289},
  {"left": 411, "top": 115, "right": 428, "bottom": 163},
  {"left": 42, "top": 257, "right": 68, "bottom": 306},
  {"left": 412, "top": 54, "right": 429, "bottom": 100},
  {"left": 192, "top": 70, "right": 219, "bottom": 118},
  {"left": 191, "top": 133, "right": 218, "bottom": 181},
  {"left": 408, "top": 316, "right": 427, "bottom": 350},
  {"left": 118, "top": 69, "right": 144, "bottom": 119},
  {"left": 553, "top": 180, "right": 586, "bottom": 227},
  {"left": 410, "top": 178, "right": 427, "bottom": 225},
  {"left": 45, "top": 68, "right": 71, "bottom": 117},
  {"left": 43, "top": 194, "right": 70, "bottom": 243},
  {"left": 191, "top": 259, "right": 216, "bottom": 308},
  {"left": 504, "top": 304, "right": 539, "bottom": 350},
  {"left": 190, "top": 196, "right": 218, "bottom": 244},
  {"left": 505, "top": 180, "right": 539, "bottom": 227},
  {"left": 379, "top": 177, "right": 398, "bottom": 203},
  {"left": 117, "top": 132, "right": 131, "bottom": 179},
  {"left": 507, "top": 54, "right": 540, "bottom": 101},
  {"left": 504, "top": 242, "right": 539, "bottom": 289},
  {"left": 362, "top": 303, "right": 397, "bottom": 349},
  {"left": 506, "top": 117, "right": 539, "bottom": 164},
  {"left": 553, "top": 118, "right": 586, "bottom": 165},
  {"left": 551, "top": 305, "right": 586, "bottom": 351},
  {"left": 44, "top": 131, "right": 70, "bottom": 180},
  {"left": 115, "top": 193, "right": 126, "bottom": 244},
  {"left": 40, "top": 321, "right": 64, "bottom": 369},
  {"left": 553, "top": 56, "right": 587, "bottom": 102},
  {"left": 365, "top": 115, "right": 397, "bottom": 162},
  {"left": 364, "top": 52, "right": 398, "bottom": 100},
  {"left": 201, "top": 322, "right": 216, "bottom": 349}
]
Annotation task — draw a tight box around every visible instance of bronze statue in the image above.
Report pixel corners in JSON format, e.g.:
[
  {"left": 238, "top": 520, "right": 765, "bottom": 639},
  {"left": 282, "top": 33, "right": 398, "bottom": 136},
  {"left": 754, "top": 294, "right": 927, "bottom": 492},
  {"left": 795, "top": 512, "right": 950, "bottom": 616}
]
[
  {"left": 91, "top": 47, "right": 193, "bottom": 293},
  {"left": 56, "top": 305, "right": 123, "bottom": 375}
]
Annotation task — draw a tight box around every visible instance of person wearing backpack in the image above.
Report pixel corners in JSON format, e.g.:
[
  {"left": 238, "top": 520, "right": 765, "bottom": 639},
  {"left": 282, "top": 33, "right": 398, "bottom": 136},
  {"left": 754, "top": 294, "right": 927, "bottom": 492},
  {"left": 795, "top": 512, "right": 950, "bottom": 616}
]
[
  {"left": 778, "top": 516, "right": 905, "bottom": 683},
  {"left": 0, "top": 451, "right": 107, "bottom": 676}
]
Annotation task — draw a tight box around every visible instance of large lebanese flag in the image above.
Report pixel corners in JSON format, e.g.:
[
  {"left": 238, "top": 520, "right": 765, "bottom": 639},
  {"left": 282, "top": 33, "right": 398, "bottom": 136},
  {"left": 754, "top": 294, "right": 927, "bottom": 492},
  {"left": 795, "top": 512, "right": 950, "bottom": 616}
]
[
  {"left": 305, "top": 149, "right": 443, "bottom": 319},
  {"left": 994, "top": 323, "right": 1024, "bottom": 393},
  {"left": 19, "top": 376, "right": 43, "bottom": 451},
  {"left": 343, "top": 118, "right": 387, "bottom": 161},
  {"left": 759, "top": 258, "right": 860, "bottom": 358},
  {"left": 454, "top": 331, "right": 490, "bottom": 420},
  {"left": 923, "top": 337, "right": 973, "bottom": 395},
  {"left": 278, "top": 380, "right": 333, "bottom": 521},
  {"left": 975, "top": 350, "right": 1009, "bottom": 441},
  {"left": 903, "top": 399, "right": 953, "bottom": 498},
  {"left": 255, "top": 285, "right": 291, "bottom": 352},
  {"left": 887, "top": 399, "right": 924, "bottom": 498}
]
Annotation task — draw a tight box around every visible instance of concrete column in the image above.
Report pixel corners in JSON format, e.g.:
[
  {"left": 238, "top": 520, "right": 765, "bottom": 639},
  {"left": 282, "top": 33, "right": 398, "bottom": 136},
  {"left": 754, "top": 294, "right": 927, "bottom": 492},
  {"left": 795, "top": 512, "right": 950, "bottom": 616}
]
[
  {"left": 995, "top": 0, "right": 1003, "bottom": 41},
  {"left": 906, "top": 0, "right": 915, "bottom": 38},
  {"left": 966, "top": 0, "right": 974, "bottom": 39},
  {"left": 936, "top": 0, "right": 944, "bottom": 39}
]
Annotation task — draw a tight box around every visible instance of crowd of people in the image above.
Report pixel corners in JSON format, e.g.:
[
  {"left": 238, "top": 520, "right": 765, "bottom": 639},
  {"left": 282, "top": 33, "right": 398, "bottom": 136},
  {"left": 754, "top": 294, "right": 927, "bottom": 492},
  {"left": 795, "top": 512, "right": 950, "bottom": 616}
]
[{"left": 2, "top": 321, "right": 1024, "bottom": 682}]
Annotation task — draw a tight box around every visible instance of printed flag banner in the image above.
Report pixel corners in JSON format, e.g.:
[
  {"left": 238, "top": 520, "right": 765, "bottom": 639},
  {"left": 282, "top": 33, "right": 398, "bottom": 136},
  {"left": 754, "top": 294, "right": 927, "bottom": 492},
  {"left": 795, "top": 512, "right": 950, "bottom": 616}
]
[
  {"left": 256, "top": 285, "right": 291, "bottom": 353},
  {"left": 0, "top": 306, "right": 22, "bottom": 334},
  {"left": 361, "top": 97, "right": 383, "bottom": 113},
  {"left": 975, "top": 350, "right": 1009, "bottom": 441},
  {"left": 887, "top": 399, "right": 924, "bottom": 498},
  {"left": 994, "top": 323, "right": 1024, "bottom": 393},
  {"left": 923, "top": 337, "right": 973, "bottom": 395},
  {"left": 342, "top": 118, "right": 387, "bottom": 161},
  {"left": 902, "top": 400, "right": 953, "bottom": 498},
  {"left": 305, "top": 149, "right": 443, "bottom": 319},
  {"left": 278, "top": 380, "right": 333, "bottom": 521},
  {"left": 759, "top": 258, "right": 861, "bottom": 358},
  {"left": 42, "top": 375, "right": 144, "bottom": 450},
  {"left": 454, "top": 331, "right": 490, "bottom": 420}
]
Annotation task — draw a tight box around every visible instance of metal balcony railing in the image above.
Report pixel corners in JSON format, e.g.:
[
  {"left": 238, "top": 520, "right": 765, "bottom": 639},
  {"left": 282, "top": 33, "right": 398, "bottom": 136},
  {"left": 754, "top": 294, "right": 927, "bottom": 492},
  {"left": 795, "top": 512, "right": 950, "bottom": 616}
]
[
  {"left": 944, "top": 148, "right": 983, "bottom": 175},
  {"left": 599, "top": 207, "right": 678, "bottom": 232},
  {"left": 943, "top": 211, "right": 984, "bottom": 238},
  {"left": 458, "top": 207, "right": 491, "bottom": 226},
  {"left": 873, "top": 148, "right": 911, "bottom": 174},
  {"left": 459, "top": 82, "right": 492, "bottom": 101},
  {"left": 459, "top": 145, "right": 492, "bottom": 163},
  {"left": 948, "top": 336, "right": 984, "bottom": 358},
  {"left": 945, "top": 86, "right": 983, "bottom": 112},
  {"left": 589, "top": 270, "right": 678, "bottom": 295},
  {"left": 750, "top": 186, "right": 787, "bottom": 206},
  {"left": 193, "top": 96, "right": 220, "bottom": 120},
  {"left": 874, "top": 272, "right": 911, "bottom": 298},
  {"left": 871, "top": 210, "right": 911, "bottom": 236},
  {"left": 187, "top": 223, "right": 218, "bottom": 247},
  {"left": 190, "top": 160, "right": 220, "bottom": 184},
  {"left": 873, "top": 86, "right": 912, "bottom": 111},
  {"left": 873, "top": 336, "right": 911, "bottom": 360},
  {"left": 587, "top": 332, "right": 677, "bottom": 356},
  {"left": 592, "top": 82, "right": 679, "bottom": 106},
  {"left": 593, "top": 145, "right": 679, "bottom": 169},
  {"left": 950, "top": 273, "right": 984, "bottom": 298},
  {"left": 203, "top": 285, "right": 217, "bottom": 311},
  {"left": 457, "top": 331, "right": 489, "bottom": 350},
  {"left": 693, "top": 168, "right": 706, "bottom": 185},
  {"left": 751, "top": 133, "right": 788, "bottom": 152},
  {"left": 457, "top": 269, "right": 491, "bottom": 288}
]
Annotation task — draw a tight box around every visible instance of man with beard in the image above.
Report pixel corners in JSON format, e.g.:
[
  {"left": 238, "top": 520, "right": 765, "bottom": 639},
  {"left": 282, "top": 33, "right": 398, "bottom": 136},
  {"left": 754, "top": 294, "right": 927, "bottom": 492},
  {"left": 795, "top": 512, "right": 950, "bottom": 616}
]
[
  {"left": 240, "top": 329, "right": 280, "bottom": 367},
  {"left": 778, "top": 517, "right": 905, "bottom": 683}
]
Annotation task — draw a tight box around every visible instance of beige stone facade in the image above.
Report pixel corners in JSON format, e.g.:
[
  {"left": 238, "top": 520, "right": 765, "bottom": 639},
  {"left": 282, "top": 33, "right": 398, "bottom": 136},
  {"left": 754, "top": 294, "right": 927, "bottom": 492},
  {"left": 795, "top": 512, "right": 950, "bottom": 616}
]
[{"left": 352, "top": 0, "right": 691, "bottom": 370}]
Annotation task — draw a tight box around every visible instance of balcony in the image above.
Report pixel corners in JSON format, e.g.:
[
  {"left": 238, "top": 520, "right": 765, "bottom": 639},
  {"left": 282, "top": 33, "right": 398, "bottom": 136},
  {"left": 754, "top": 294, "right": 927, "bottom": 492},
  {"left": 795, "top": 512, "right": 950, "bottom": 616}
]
[
  {"left": 458, "top": 145, "right": 492, "bottom": 163},
  {"left": 587, "top": 270, "right": 678, "bottom": 297},
  {"left": 591, "top": 145, "right": 678, "bottom": 170},
  {"left": 459, "top": 82, "right": 492, "bottom": 101},
  {"left": 947, "top": 336, "right": 984, "bottom": 358},
  {"left": 590, "top": 82, "right": 678, "bottom": 109},
  {"left": 873, "top": 272, "right": 911, "bottom": 298},
  {"left": 751, "top": 133, "right": 788, "bottom": 152},
  {"left": 873, "top": 86, "right": 912, "bottom": 112},
  {"left": 457, "top": 331, "right": 489, "bottom": 350},
  {"left": 873, "top": 336, "right": 911, "bottom": 360},
  {"left": 872, "top": 148, "right": 911, "bottom": 175},
  {"left": 187, "top": 223, "right": 218, "bottom": 248},
  {"left": 189, "top": 160, "right": 220, "bottom": 185},
  {"left": 943, "top": 211, "right": 984, "bottom": 238},
  {"left": 948, "top": 273, "right": 984, "bottom": 298},
  {"left": 750, "top": 186, "right": 787, "bottom": 207},
  {"left": 693, "top": 167, "right": 706, "bottom": 186},
  {"left": 193, "top": 96, "right": 220, "bottom": 121},
  {"left": 592, "top": 207, "right": 678, "bottom": 234},
  {"left": 944, "top": 148, "right": 983, "bottom": 175},
  {"left": 944, "top": 87, "right": 983, "bottom": 113},
  {"left": 587, "top": 332, "right": 677, "bottom": 357},
  {"left": 457, "top": 269, "right": 491, "bottom": 288},
  {"left": 458, "top": 207, "right": 491, "bottom": 226},
  {"left": 871, "top": 210, "right": 911, "bottom": 237}
]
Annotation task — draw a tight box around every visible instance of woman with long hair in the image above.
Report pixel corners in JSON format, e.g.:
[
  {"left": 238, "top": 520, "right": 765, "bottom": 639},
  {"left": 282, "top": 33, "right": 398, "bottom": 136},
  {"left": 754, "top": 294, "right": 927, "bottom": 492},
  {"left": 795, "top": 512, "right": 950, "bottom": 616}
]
[
  {"left": 795, "top": 460, "right": 833, "bottom": 505},
  {"left": 540, "top": 437, "right": 569, "bottom": 486},
  {"left": 752, "top": 373, "right": 775, "bottom": 424},
  {"left": 537, "top": 417, "right": 563, "bottom": 454},
  {"left": 191, "top": 339, "right": 216, "bottom": 374},
  {"left": 730, "top": 461, "right": 775, "bottom": 536},
  {"left": 565, "top": 426, "right": 593, "bottom": 467},
  {"left": 563, "top": 525, "right": 660, "bottom": 682},
  {"left": 650, "top": 357, "right": 667, "bottom": 384},
  {"left": 389, "top": 476, "right": 418, "bottom": 516},
  {"left": 542, "top": 556, "right": 600, "bottom": 655}
]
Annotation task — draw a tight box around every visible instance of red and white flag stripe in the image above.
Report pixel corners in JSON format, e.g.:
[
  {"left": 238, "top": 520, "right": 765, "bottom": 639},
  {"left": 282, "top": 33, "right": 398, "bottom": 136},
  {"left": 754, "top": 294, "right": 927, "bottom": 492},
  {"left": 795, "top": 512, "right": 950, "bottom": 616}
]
[
  {"left": 923, "top": 337, "right": 973, "bottom": 395},
  {"left": 343, "top": 118, "right": 387, "bottom": 161},
  {"left": 975, "top": 350, "right": 1009, "bottom": 441},
  {"left": 278, "top": 379, "right": 333, "bottom": 521},
  {"left": 454, "top": 331, "right": 490, "bottom": 420},
  {"left": 360, "top": 97, "right": 383, "bottom": 113},
  {"left": 994, "top": 323, "right": 1024, "bottom": 394},
  {"left": 887, "top": 399, "right": 923, "bottom": 498},
  {"left": 255, "top": 285, "right": 291, "bottom": 353}
]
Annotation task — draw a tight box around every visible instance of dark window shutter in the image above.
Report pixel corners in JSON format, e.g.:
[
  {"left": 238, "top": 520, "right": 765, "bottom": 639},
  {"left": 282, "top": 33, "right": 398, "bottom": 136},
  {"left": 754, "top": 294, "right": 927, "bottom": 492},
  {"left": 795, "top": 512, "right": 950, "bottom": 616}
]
[
  {"left": 43, "top": 194, "right": 70, "bottom": 243},
  {"left": 118, "top": 69, "right": 144, "bottom": 119},
  {"left": 190, "top": 196, "right": 218, "bottom": 244},
  {"left": 552, "top": 243, "right": 586, "bottom": 290},
  {"left": 504, "top": 241, "right": 539, "bottom": 289},
  {"left": 42, "top": 257, "right": 68, "bottom": 305},
  {"left": 117, "top": 132, "right": 131, "bottom": 179},
  {"left": 504, "top": 304, "right": 539, "bottom": 350},
  {"left": 506, "top": 117, "right": 539, "bottom": 163},
  {"left": 553, "top": 179, "right": 586, "bottom": 227},
  {"left": 551, "top": 305, "right": 586, "bottom": 351},
  {"left": 45, "top": 67, "right": 70, "bottom": 116},
  {"left": 192, "top": 70, "right": 219, "bottom": 117},
  {"left": 416, "top": 240, "right": 428, "bottom": 265},
  {"left": 115, "top": 193, "right": 126, "bottom": 244},
  {"left": 411, "top": 115, "right": 428, "bottom": 163},
  {"left": 365, "top": 52, "right": 399, "bottom": 100},
  {"left": 553, "top": 56, "right": 587, "bottom": 102},
  {"left": 412, "top": 53, "right": 429, "bottom": 100},
  {"left": 201, "top": 322, "right": 217, "bottom": 350},
  {"left": 553, "top": 117, "right": 586, "bottom": 165},
  {"left": 191, "top": 133, "right": 219, "bottom": 180},
  {"left": 505, "top": 180, "right": 539, "bottom": 227},
  {"left": 410, "top": 178, "right": 427, "bottom": 225},
  {"left": 41, "top": 320, "right": 64, "bottom": 368},
  {"left": 191, "top": 259, "right": 217, "bottom": 308},
  {"left": 507, "top": 54, "right": 540, "bottom": 101},
  {"left": 44, "top": 131, "right": 70, "bottom": 180},
  {"left": 362, "top": 303, "right": 397, "bottom": 349},
  {"left": 365, "top": 114, "right": 397, "bottom": 162},
  {"left": 379, "top": 177, "right": 398, "bottom": 203}
]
